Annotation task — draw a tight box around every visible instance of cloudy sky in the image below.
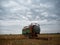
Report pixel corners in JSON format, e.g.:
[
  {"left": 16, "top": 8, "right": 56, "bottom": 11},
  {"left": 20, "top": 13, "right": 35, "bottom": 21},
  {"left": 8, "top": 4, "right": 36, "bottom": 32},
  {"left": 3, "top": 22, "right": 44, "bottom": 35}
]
[{"left": 0, "top": 0, "right": 60, "bottom": 34}]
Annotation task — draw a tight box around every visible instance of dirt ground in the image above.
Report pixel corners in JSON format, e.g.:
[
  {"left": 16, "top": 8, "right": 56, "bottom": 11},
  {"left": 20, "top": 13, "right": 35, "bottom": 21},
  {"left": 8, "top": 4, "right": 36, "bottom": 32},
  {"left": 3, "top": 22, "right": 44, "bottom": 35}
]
[{"left": 0, "top": 34, "right": 60, "bottom": 45}]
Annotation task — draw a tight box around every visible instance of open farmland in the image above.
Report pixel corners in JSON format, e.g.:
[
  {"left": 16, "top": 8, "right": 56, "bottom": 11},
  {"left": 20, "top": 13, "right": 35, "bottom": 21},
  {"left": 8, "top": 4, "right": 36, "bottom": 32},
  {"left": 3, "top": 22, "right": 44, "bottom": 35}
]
[{"left": 0, "top": 34, "right": 60, "bottom": 45}]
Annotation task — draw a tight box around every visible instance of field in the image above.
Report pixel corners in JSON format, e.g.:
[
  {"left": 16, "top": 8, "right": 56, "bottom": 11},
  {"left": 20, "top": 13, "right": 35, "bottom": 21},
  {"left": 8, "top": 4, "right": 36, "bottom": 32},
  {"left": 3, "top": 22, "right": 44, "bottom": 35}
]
[{"left": 0, "top": 34, "right": 60, "bottom": 45}]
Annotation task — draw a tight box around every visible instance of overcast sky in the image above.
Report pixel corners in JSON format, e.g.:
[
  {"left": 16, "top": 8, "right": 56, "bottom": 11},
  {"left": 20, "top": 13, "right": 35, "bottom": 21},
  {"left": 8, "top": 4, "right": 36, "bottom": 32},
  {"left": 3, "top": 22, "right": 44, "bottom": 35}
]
[{"left": 0, "top": 0, "right": 60, "bottom": 34}]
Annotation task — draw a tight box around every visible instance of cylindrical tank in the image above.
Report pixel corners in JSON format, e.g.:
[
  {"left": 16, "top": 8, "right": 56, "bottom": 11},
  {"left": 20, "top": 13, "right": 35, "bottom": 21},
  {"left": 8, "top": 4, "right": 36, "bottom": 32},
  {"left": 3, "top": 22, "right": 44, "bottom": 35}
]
[
  {"left": 22, "top": 26, "right": 30, "bottom": 35},
  {"left": 33, "top": 25, "right": 40, "bottom": 34},
  {"left": 22, "top": 23, "right": 40, "bottom": 38}
]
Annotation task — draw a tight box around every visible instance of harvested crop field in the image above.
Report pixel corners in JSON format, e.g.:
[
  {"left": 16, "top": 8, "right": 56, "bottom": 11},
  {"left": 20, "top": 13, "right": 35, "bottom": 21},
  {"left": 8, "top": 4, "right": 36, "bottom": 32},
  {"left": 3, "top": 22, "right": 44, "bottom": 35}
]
[{"left": 0, "top": 34, "right": 60, "bottom": 45}]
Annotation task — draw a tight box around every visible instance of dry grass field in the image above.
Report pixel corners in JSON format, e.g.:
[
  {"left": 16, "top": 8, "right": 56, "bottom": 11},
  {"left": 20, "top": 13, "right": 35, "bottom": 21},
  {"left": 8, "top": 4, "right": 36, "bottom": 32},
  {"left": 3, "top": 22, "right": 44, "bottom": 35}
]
[{"left": 0, "top": 34, "right": 60, "bottom": 45}]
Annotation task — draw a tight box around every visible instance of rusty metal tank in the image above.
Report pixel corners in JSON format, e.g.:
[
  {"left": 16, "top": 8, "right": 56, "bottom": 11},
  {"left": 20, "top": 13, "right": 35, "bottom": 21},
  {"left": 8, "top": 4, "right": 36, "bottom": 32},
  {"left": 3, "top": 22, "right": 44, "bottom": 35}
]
[{"left": 22, "top": 23, "right": 40, "bottom": 38}]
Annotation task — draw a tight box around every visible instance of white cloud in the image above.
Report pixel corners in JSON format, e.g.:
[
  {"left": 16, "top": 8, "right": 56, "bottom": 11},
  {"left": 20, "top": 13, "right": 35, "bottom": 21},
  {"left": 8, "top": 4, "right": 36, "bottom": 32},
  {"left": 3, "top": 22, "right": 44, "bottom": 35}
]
[
  {"left": 26, "top": 11, "right": 32, "bottom": 15},
  {"left": 18, "top": 0, "right": 24, "bottom": 4},
  {"left": 2, "top": 0, "right": 30, "bottom": 13},
  {"left": 27, "top": 0, "right": 32, "bottom": 4},
  {"left": 26, "top": 11, "right": 32, "bottom": 18},
  {"left": 40, "top": 3, "right": 53, "bottom": 8},
  {"left": 35, "top": 16, "right": 40, "bottom": 20},
  {"left": 0, "top": 10, "right": 2, "bottom": 13},
  {"left": 32, "top": 4, "right": 40, "bottom": 9},
  {"left": 2, "top": 1, "right": 19, "bottom": 7},
  {"left": 0, "top": 0, "right": 60, "bottom": 34},
  {"left": 51, "top": 14, "right": 58, "bottom": 17},
  {"left": 35, "top": 9, "right": 40, "bottom": 12},
  {"left": 0, "top": 20, "right": 40, "bottom": 26},
  {"left": 0, "top": 20, "right": 20, "bottom": 26},
  {"left": 20, "top": 15, "right": 29, "bottom": 21},
  {"left": 41, "top": 12, "right": 48, "bottom": 17},
  {"left": 26, "top": 15, "right": 32, "bottom": 18},
  {"left": 39, "top": 19, "right": 48, "bottom": 24},
  {"left": 0, "top": 19, "right": 59, "bottom": 34}
]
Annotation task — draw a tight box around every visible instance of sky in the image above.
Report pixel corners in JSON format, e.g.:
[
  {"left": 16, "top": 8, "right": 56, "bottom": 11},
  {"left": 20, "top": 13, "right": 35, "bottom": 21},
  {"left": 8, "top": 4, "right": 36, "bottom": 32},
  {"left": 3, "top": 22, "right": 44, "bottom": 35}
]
[{"left": 0, "top": 0, "right": 60, "bottom": 34}]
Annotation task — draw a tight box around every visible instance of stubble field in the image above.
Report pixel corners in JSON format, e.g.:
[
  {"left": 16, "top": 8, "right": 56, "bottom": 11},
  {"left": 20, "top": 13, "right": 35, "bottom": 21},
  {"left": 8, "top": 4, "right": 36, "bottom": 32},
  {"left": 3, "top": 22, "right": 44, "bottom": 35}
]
[{"left": 0, "top": 34, "right": 60, "bottom": 45}]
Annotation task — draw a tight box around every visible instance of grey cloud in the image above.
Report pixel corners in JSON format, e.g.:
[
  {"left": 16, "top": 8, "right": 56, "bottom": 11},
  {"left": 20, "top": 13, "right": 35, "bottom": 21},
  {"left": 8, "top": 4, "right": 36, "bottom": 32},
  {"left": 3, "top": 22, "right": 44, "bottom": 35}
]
[
  {"left": 0, "top": 0, "right": 60, "bottom": 34},
  {"left": 0, "top": 0, "right": 60, "bottom": 22},
  {"left": 0, "top": 0, "right": 59, "bottom": 21}
]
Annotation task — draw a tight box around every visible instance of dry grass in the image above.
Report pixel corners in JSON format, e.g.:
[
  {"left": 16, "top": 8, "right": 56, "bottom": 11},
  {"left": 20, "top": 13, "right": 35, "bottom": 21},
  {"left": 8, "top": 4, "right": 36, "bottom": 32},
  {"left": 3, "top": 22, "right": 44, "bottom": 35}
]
[{"left": 0, "top": 34, "right": 60, "bottom": 45}]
